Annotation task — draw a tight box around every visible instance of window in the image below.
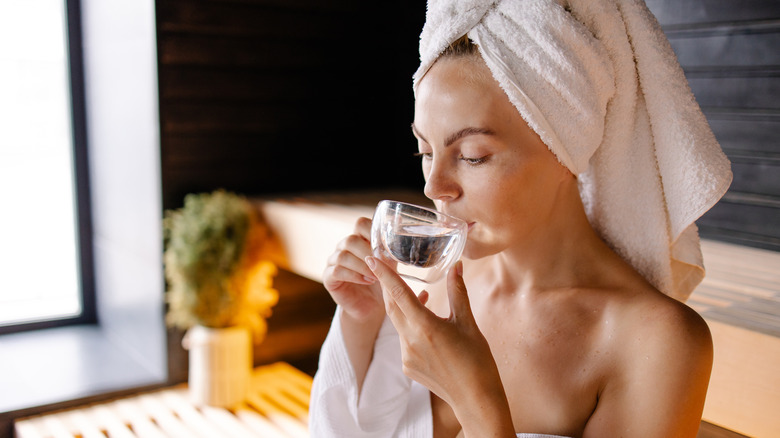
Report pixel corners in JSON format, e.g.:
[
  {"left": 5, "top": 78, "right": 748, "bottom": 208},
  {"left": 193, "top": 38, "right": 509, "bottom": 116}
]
[
  {"left": 0, "top": 0, "right": 94, "bottom": 332},
  {"left": 0, "top": 0, "right": 165, "bottom": 421}
]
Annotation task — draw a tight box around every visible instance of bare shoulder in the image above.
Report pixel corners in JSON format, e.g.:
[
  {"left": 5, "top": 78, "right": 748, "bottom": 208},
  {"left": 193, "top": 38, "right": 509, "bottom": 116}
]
[
  {"left": 614, "top": 287, "right": 713, "bottom": 363},
  {"left": 586, "top": 285, "right": 713, "bottom": 436}
]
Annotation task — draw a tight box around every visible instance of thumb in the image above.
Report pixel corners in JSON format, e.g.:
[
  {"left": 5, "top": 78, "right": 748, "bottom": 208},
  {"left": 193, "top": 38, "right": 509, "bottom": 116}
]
[{"left": 447, "top": 261, "right": 474, "bottom": 322}]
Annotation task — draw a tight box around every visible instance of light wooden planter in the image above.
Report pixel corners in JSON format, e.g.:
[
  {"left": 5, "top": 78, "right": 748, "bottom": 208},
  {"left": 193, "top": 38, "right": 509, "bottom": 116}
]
[{"left": 183, "top": 325, "right": 252, "bottom": 408}]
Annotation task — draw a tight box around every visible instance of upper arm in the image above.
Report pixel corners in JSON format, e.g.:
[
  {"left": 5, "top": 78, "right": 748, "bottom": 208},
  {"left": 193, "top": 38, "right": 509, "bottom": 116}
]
[{"left": 583, "top": 303, "right": 713, "bottom": 438}]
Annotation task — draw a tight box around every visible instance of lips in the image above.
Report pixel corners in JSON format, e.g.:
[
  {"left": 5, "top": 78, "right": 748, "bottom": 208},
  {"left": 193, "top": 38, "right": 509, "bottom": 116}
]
[{"left": 439, "top": 208, "right": 472, "bottom": 230}]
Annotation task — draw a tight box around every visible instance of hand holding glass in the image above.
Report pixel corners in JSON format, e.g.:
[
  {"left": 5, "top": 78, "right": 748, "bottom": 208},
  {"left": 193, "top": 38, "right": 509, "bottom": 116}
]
[{"left": 370, "top": 200, "right": 467, "bottom": 284}]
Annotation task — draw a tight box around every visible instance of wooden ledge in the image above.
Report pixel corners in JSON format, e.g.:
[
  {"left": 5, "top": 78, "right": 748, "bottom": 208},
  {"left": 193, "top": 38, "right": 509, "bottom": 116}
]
[
  {"left": 253, "top": 189, "right": 430, "bottom": 283},
  {"left": 689, "top": 239, "right": 780, "bottom": 437}
]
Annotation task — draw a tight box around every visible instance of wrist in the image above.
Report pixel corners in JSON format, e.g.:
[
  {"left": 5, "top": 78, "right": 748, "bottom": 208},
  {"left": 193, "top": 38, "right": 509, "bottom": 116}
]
[
  {"left": 452, "top": 369, "right": 515, "bottom": 437},
  {"left": 340, "top": 304, "right": 385, "bottom": 328},
  {"left": 457, "top": 398, "right": 515, "bottom": 438},
  {"left": 339, "top": 306, "right": 385, "bottom": 392}
]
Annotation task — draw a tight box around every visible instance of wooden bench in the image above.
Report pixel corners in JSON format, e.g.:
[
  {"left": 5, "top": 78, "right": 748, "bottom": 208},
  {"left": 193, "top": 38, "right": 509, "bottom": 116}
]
[
  {"left": 15, "top": 362, "right": 311, "bottom": 438},
  {"left": 687, "top": 240, "right": 780, "bottom": 437}
]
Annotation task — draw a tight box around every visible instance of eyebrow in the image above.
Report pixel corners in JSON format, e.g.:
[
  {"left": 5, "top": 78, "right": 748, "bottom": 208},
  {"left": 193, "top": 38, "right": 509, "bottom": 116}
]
[{"left": 411, "top": 123, "right": 496, "bottom": 147}]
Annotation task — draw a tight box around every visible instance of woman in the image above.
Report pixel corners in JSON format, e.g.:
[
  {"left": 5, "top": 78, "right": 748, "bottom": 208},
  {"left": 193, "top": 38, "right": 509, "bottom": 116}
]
[{"left": 310, "top": 1, "right": 732, "bottom": 437}]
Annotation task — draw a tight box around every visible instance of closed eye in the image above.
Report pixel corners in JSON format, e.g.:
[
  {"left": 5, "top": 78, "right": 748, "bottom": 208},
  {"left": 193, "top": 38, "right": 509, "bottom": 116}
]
[
  {"left": 460, "top": 155, "right": 489, "bottom": 166},
  {"left": 414, "top": 152, "right": 433, "bottom": 160}
]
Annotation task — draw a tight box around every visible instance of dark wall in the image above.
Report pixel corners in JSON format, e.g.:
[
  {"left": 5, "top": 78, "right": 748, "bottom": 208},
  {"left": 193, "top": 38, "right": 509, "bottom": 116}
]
[
  {"left": 158, "top": 1, "right": 780, "bottom": 252},
  {"left": 645, "top": 0, "right": 780, "bottom": 251},
  {"left": 156, "top": 0, "right": 427, "bottom": 211},
  {"left": 156, "top": 0, "right": 427, "bottom": 379},
  {"left": 156, "top": 1, "right": 780, "bottom": 376}
]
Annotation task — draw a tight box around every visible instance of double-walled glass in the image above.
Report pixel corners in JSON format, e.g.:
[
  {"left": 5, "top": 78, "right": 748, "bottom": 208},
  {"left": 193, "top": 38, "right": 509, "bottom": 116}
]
[{"left": 371, "top": 200, "right": 468, "bottom": 284}]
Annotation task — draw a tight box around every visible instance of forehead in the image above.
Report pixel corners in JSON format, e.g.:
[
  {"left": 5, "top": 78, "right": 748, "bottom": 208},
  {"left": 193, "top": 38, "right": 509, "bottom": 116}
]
[{"left": 413, "top": 57, "right": 518, "bottom": 136}]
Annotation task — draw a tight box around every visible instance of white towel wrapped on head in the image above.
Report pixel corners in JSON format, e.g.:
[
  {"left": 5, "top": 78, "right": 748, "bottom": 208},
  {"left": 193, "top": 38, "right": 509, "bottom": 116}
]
[{"left": 413, "top": 0, "right": 732, "bottom": 301}]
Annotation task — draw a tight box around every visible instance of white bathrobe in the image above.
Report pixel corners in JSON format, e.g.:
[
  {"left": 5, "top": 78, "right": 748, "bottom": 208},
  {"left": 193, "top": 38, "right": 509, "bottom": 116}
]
[{"left": 309, "top": 308, "right": 572, "bottom": 438}]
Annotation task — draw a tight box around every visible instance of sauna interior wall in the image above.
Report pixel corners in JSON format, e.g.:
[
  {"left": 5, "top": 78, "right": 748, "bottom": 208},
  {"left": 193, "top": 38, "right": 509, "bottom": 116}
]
[
  {"left": 155, "top": 0, "right": 427, "bottom": 380},
  {"left": 646, "top": 0, "right": 780, "bottom": 251}
]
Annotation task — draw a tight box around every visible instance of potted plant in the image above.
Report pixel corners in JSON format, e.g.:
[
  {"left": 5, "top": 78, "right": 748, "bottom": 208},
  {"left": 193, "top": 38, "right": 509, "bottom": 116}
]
[{"left": 163, "top": 189, "right": 279, "bottom": 408}]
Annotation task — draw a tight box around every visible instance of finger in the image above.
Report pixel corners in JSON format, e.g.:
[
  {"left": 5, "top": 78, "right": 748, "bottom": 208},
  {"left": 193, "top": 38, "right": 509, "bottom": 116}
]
[
  {"left": 337, "top": 233, "right": 373, "bottom": 259},
  {"left": 447, "top": 261, "right": 474, "bottom": 323},
  {"left": 327, "top": 248, "right": 376, "bottom": 282},
  {"left": 354, "top": 216, "right": 373, "bottom": 241},
  {"left": 365, "top": 256, "right": 427, "bottom": 320},
  {"left": 323, "top": 263, "right": 375, "bottom": 288}
]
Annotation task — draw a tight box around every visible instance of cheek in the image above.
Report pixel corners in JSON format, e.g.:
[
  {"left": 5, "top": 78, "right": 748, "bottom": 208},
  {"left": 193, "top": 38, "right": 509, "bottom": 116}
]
[
  {"left": 469, "top": 165, "right": 534, "bottom": 223},
  {"left": 467, "top": 173, "right": 514, "bottom": 216}
]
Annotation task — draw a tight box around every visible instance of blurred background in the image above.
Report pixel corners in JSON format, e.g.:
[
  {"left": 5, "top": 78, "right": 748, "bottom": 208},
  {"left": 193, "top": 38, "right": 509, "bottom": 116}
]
[{"left": 0, "top": 0, "right": 777, "bottom": 437}]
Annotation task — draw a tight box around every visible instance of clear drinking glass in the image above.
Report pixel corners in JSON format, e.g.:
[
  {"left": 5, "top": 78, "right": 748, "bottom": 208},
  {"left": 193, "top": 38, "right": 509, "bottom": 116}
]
[{"left": 371, "top": 200, "right": 468, "bottom": 284}]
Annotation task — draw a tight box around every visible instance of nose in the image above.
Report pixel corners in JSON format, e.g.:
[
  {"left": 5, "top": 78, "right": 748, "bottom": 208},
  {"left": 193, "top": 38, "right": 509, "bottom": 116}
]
[{"left": 423, "top": 159, "right": 461, "bottom": 202}]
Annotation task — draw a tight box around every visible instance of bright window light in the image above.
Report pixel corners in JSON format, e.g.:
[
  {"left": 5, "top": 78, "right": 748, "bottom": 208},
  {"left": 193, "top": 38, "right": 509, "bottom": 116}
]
[{"left": 0, "top": 0, "right": 82, "bottom": 326}]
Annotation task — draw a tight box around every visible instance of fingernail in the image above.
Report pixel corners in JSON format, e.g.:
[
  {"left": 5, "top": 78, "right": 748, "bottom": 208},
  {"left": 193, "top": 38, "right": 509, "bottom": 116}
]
[
  {"left": 363, "top": 275, "right": 376, "bottom": 284},
  {"left": 365, "top": 256, "right": 376, "bottom": 270},
  {"left": 456, "top": 260, "right": 463, "bottom": 276}
]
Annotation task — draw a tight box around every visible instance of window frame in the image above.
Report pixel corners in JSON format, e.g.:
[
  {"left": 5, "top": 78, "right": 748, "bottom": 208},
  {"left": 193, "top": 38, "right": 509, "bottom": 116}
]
[{"left": 0, "top": 0, "right": 97, "bottom": 335}]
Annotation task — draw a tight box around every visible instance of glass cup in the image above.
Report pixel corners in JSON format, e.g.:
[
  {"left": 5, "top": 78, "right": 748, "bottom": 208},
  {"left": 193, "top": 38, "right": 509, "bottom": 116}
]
[{"left": 370, "top": 200, "right": 468, "bottom": 284}]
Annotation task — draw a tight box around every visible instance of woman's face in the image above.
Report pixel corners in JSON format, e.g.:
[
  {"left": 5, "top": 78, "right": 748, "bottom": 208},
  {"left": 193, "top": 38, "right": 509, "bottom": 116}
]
[{"left": 413, "top": 56, "right": 573, "bottom": 259}]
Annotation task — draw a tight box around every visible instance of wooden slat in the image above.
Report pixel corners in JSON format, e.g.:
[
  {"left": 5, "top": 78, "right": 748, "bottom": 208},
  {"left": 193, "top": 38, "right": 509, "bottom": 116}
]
[
  {"left": 91, "top": 404, "right": 137, "bottom": 438},
  {"left": 199, "top": 0, "right": 367, "bottom": 12},
  {"left": 689, "top": 76, "right": 780, "bottom": 110},
  {"left": 158, "top": 0, "right": 347, "bottom": 40},
  {"left": 159, "top": 33, "right": 342, "bottom": 68},
  {"left": 699, "top": 201, "right": 780, "bottom": 240},
  {"left": 668, "top": 30, "right": 780, "bottom": 68},
  {"left": 245, "top": 394, "right": 308, "bottom": 438},
  {"left": 159, "top": 67, "right": 321, "bottom": 101},
  {"left": 14, "top": 363, "right": 312, "bottom": 438},
  {"left": 646, "top": 0, "right": 780, "bottom": 27},
  {"left": 14, "top": 420, "right": 45, "bottom": 438},
  {"left": 709, "top": 116, "right": 780, "bottom": 154},
  {"left": 157, "top": 390, "right": 229, "bottom": 438},
  {"left": 694, "top": 239, "right": 780, "bottom": 335},
  {"left": 162, "top": 101, "right": 304, "bottom": 134},
  {"left": 112, "top": 399, "right": 168, "bottom": 438},
  {"left": 234, "top": 407, "right": 291, "bottom": 437},
  {"left": 64, "top": 410, "right": 106, "bottom": 438},
  {"left": 200, "top": 405, "right": 262, "bottom": 437},
  {"left": 136, "top": 394, "right": 200, "bottom": 438},
  {"left": 729, "top": 161, "right": 780, "bottom": 199},
  {"left": 39, "top": 416, "right": 72, "bottom": 438}
]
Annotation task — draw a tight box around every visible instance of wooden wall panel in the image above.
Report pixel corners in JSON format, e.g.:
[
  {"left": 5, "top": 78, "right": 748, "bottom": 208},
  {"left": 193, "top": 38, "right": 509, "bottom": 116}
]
[
  {"left": 646, "top": 0, "right": 780, "bottom": 26},
  {"left": 646, "top": 0, "right": 780, "bottom": 251},
  {"left": 156, "top": 0, "right": 779, "bottom": 378},
  {"left": 704, "top": 201, "right": 780, "bottom": 241},
  {"left": 688, "top": 77, "right": 780, "bottom": 109},
  {"left": 156, "top": 0, "right": 426, "bottom": 211},
  {"left": 667, "top": 30, "right": 780, "bottom": 67},
  {"left": 730, "top": 161, "right": 780, "bottom": 198},
  {"left": 708, "top": 116, "right": 778, "bottom": 154},
  {"left": 157, "top": 0, "right": 426, "bottom": 379}
]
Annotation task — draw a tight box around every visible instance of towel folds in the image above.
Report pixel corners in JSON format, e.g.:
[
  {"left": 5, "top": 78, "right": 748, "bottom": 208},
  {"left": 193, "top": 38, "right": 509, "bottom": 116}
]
[{"left": 413, "top": 0, "right": 732, "bottom": 301}]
